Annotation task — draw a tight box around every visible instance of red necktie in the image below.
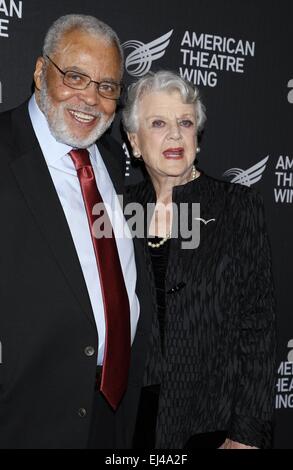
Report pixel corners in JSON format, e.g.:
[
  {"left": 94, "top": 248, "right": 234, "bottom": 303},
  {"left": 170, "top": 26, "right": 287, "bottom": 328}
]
[{"left": 69, "top": 149, "right": 130, "bottom": 410}]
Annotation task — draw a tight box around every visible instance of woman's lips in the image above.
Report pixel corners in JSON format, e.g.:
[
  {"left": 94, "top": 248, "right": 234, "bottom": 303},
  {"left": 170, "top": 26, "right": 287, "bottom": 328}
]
[{"left": 163, "top": 147, "right": 184, "bottom": 159}]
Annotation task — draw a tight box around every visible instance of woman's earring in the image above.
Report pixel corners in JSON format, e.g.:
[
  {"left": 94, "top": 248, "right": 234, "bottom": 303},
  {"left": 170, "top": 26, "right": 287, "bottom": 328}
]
[
  {"left": 196, "top": 147, "right": 201, "bottom": 154},
  {"left": 133, "top": 151, "right": 143, "bottom": 161}
]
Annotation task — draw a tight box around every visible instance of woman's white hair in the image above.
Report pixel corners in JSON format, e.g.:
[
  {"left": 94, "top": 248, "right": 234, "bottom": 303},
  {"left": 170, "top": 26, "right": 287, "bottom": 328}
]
[
  {"left": 122, "top": 70, "right": 206, "bottom": 134},
  {"left": 42, "top": 14, "right": 124, "bottom": 77}
]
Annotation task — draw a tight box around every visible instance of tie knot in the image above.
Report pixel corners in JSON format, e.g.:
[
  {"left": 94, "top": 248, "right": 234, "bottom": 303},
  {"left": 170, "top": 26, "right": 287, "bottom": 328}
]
[{"left": 69, "top": 149, "right": 91, "bottom": 170}]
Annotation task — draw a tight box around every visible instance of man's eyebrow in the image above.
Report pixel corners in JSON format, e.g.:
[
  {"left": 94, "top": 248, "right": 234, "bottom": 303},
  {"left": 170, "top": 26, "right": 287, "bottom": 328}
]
[
  {"left": 62, "top": 67, "right": 119, "bottom": 83},
  {"left": 63, "top": 65, "right": 88, "bottom": 74}
]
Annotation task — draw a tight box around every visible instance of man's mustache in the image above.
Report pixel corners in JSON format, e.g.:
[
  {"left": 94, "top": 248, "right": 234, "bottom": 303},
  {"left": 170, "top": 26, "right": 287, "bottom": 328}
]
[{"left": 64, "top": 105, "right": 103, "bottom": 119}]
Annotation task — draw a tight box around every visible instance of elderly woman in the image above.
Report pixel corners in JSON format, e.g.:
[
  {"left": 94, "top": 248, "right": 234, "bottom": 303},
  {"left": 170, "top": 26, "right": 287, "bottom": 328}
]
[{"left": 122, "top": 71, "right": 276, "bottom": 449}]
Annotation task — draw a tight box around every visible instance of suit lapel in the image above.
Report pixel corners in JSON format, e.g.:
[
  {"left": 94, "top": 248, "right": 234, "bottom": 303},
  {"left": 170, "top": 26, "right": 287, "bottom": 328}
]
[
  {"left": 97, "top": 137, "right": 125, "bottom": 196},
  {"left": 9, "top": 104, "right": 96, "bottom": 326}
]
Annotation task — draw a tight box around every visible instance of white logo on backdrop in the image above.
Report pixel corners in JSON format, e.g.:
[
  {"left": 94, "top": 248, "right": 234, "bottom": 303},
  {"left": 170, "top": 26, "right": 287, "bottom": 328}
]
[
  {"left": 274, "top": 155, "right": 293, "bottom": 204},
  {"left": 276, "top": 338, "right": 293, "bottom": 409},
  {"left": 122, "top": 142, "right": 131, "bottom": 177},
  {"left": 223, "top": 156, "right": 269, "bottom": 187},
  {"left": 287, "top": 79, "right": 293, "bottom": 104},
  {"left": 180, "top": 31, "right": 256, "bottom": 88},
  {"left": 288, "top": 339, "right": 293, "bottom": 363},
  {"left": 122, "top": 30, "right": 173, "bottom": 77},
  {"left": 0, "top": 0, "right": 23, "bottom": 38}
]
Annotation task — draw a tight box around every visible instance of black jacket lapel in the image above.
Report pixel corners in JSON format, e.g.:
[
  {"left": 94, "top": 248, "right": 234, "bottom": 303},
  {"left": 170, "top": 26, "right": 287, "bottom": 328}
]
[
  {"left": 9, "top": 103, "right": 96, "bottom": 326},
  {"left": 97, "top": 135, "right": 125, "bottom": 196}
]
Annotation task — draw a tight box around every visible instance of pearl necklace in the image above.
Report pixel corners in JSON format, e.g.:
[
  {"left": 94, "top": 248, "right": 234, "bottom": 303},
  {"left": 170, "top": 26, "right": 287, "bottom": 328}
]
[
  {"left": 147, "top": 231, "right": 171, "bottom": 249},
  {"left": 147, "top": 165, "right": 197, "bottom": 249},
  {"left": 190, "top": 165, "right": 197, "bottom": 181}
]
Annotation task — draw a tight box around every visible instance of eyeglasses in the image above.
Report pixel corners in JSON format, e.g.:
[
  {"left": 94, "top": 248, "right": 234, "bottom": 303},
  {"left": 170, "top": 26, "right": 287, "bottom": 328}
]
[{"left": 45, "top": 55, "right": 122, "bottom": 100}]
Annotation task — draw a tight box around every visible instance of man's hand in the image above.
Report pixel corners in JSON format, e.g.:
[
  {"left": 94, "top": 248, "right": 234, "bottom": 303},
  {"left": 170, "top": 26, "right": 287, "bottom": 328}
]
[{"left": 219, "top": 438, "right": 258, "bottom": 449}]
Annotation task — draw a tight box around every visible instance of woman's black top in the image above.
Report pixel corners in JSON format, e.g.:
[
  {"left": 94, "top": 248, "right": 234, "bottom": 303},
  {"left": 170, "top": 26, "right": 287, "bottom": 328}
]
[
  {"left": 126, "top": 172, "right": 276, "bottom": 449},
  {"left": 148, "top": 238, "right": 170, "bottom": 349}
]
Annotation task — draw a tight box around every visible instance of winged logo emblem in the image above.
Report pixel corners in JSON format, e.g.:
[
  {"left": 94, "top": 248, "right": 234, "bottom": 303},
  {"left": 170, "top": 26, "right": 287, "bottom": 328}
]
[
  {"left": 122, "top": 30, "right": 173, "bottom": 77},
  {"left": 223, "top": 156, "right": 269, "bottom": 186}
]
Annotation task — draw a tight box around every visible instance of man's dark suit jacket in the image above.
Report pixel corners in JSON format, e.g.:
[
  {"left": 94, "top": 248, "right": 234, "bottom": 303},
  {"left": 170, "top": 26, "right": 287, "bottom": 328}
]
[{"left": 0, "top": 102, "right": 152, "bottom": 449}]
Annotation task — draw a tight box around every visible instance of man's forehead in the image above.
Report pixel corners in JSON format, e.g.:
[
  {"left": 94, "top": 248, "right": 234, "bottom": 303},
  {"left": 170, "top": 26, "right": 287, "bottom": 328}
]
[
  {"left": 57, "top": 29, "right": 109, "bottom": 53},
  {"left": 50, "top": 29, "right": 122, "bottom": 78}
]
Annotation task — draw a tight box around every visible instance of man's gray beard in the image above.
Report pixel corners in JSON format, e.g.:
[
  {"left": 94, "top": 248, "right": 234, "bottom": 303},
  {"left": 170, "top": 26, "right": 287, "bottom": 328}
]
[{"left": 38, "top": 80, "right": 115, "bottom": 148}]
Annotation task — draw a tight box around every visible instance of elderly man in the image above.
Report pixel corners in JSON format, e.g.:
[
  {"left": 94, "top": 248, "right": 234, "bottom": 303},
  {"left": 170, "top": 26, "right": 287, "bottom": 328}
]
[{"left": 0, "top": 14, "right": 151, "bottom": 449}]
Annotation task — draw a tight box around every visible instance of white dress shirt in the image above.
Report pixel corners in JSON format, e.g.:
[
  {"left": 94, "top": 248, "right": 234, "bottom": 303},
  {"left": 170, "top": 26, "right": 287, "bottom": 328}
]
[{"left": 28, "top": 95, "right": 140, "bottom": 364}]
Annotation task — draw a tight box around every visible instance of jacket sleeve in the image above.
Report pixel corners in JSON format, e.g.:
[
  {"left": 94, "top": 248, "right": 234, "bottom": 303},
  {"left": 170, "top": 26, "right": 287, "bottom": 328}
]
[{"left": 227, "top": 190, "right": 277, "bottom": 448}]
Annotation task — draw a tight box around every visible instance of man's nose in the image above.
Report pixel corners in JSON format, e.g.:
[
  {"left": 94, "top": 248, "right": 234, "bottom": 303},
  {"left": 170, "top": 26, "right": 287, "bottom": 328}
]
[{"left": 78, "top": 82, "right": 100, "bottom": 106}]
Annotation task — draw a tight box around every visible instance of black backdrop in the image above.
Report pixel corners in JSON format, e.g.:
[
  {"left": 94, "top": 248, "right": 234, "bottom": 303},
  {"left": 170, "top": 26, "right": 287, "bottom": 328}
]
[{"left": 0, "top": 0, "right": 292, "bottom": 448}]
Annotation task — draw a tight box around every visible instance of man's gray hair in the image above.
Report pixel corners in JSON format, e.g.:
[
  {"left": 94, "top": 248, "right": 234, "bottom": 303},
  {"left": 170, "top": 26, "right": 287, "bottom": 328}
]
[
  {"left": 42, "top": 14, "right": 123, "bottom": 75},
  {"left": 122, "top": 70, "right": 206, "bottom": 134}
]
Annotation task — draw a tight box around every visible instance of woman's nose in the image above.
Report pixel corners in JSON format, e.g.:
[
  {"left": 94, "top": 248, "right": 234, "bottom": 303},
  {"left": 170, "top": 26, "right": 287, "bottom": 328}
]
[{"left": 168, "top": 123, "right": 181, "bottom": 140}]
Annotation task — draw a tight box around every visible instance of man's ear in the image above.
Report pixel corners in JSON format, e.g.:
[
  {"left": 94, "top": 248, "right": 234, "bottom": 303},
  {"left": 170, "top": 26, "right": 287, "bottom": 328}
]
[
  {"left": 34, "top": 57, "right": 46, "bottom": 91},
  {"left": 127, "top": 132, "right": 141, "bottom": 157}
]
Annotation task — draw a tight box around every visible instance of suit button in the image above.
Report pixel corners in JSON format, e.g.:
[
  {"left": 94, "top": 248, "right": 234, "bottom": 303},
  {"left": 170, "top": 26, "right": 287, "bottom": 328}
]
[
  {"left": 78, "top": 408, "right": 87, "bottom": 418},
  {"left": 84, "top": 346, "right": 95, "bottom": 357}
]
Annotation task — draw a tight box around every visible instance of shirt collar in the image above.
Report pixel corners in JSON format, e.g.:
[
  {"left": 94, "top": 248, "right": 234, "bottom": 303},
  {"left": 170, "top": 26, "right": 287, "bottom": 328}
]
[{"left": 28, "top": 94, "right": 97, "bottom": 165}]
